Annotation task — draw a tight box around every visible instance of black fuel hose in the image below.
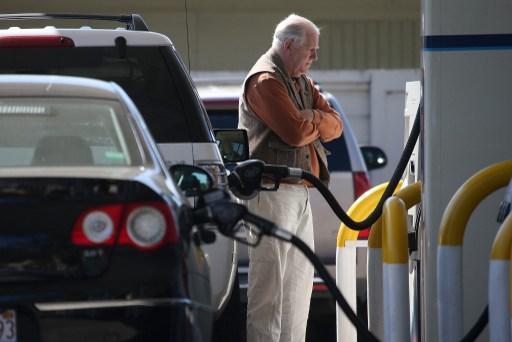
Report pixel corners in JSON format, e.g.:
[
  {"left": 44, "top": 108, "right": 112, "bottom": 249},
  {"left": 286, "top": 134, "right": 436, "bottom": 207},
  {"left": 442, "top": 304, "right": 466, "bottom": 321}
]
[
  {"left": 460, "top": 307, "right": 488, "bottom": 342},
  {"left": 301, "top": 103, "right": 420, "bottom": 230},
  {"left": 208, "top": 203, "right": 381, "bottom": 342},
  {"left": 202, "top": 192, "right": 487, "bottom": 342}
]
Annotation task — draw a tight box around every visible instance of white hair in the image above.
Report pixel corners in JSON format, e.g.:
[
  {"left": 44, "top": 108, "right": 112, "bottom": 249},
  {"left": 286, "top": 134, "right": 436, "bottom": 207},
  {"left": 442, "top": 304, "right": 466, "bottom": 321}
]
[{"left": 272, "top": 14, "right": 320, "bottom": 50}]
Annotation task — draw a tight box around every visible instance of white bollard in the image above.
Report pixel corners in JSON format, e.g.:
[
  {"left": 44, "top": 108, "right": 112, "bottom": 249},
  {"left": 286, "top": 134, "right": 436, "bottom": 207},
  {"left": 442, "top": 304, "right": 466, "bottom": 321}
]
[
  {"left": 382, "top": 197, "right": 410, "bottom": 342},
  {"left": 367, "top": 217, "right": 384, "bottom": 339},
  {"left": 488, "top": 214, "right": 512, "bottom": 342}
]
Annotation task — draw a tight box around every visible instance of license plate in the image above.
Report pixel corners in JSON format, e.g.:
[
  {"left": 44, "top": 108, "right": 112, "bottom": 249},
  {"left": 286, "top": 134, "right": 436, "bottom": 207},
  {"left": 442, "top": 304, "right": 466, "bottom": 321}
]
[{"left": 0, "top": 310, "right": 16, "bottom": 342}]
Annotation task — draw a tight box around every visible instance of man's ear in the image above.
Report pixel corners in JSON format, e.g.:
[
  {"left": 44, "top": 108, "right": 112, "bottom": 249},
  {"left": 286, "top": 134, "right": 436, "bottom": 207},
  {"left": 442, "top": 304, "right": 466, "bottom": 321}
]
[{"left": 283, "top": 38, "right": 294, "bottom": 51}]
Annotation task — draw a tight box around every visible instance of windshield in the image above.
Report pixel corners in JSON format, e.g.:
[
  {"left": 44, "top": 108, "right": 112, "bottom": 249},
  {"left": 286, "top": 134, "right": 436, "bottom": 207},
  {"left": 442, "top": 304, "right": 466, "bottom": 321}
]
[{"left": 0, "top": 98, "right": 144, "bottom": 167}]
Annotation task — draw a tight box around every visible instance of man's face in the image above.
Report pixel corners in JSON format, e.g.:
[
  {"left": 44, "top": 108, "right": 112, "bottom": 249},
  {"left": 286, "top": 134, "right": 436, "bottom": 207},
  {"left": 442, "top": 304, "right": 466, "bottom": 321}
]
[{"left": 286, "top": 29, "right": 319, "bottom": 77}]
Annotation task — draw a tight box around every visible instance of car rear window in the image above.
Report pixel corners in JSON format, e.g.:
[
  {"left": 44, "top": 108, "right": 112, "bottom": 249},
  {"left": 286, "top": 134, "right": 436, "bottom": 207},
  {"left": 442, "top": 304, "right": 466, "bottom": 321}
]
[
  {"left": 207, "top": 108, "right": 351, "bottom": 172},
  {"left": 0, "top": 46, "right": 212, "bottom": 143},
  {"left": 0, "top": 98, "right": 144, "bottom": 167}
]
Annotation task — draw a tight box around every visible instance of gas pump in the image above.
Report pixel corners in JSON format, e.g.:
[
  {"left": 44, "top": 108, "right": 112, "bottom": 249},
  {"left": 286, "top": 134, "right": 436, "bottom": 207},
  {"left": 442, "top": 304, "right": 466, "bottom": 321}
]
[{"left": 420, "top": 0, "right": 512, "bottom": 340}]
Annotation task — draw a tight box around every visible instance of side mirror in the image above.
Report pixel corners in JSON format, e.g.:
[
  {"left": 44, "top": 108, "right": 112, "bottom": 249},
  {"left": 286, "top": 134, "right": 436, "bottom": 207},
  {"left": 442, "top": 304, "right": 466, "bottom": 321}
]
[
  {"left": 214, "top": 129, "right": 249, "bottom": 164},
  {"left": 169, "top": 164, "right": 214, "bottom": 196},
  {"left": 360, "top": 146, "right": 387, "bottom": 171}
]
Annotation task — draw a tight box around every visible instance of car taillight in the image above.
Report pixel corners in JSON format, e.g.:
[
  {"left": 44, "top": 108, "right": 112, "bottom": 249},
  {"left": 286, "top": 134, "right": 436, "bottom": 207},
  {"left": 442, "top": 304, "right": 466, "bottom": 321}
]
[
  {"left": 353, "top": 171, "right": 371, "bottom": 199},
  {"left": 313, "top": 283, "right": 328, "bottom": 292},
  {"left": 198, "top": 162, "right": 227, "bottom": 187},
  {"left": 71, "top": 201, "right": 177, "bottom": 250},
  {"left": 353, "top": 171, "right": 372, "bottom": 239},
  {"left": 71, "top": 204, "right": 123, "bottom": 246},
  {"left": 0, "top": 36, "right": 75, "bottom": 48},
  {"left": 118, "top": 201, "right": 178, "bottom": 250}
]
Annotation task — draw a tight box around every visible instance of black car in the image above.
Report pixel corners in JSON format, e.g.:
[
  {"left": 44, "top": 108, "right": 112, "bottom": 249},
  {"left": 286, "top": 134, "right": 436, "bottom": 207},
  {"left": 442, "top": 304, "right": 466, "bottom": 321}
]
[{"left": 0, "top": 75, "right": 213, "bottom": 341}]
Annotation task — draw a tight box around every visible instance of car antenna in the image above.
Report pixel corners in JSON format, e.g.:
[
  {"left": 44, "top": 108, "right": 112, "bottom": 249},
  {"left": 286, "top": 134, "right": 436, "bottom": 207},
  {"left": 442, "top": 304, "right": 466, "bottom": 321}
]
[{"left": 184, "top": 0, "right": 191, "bottom": 72}]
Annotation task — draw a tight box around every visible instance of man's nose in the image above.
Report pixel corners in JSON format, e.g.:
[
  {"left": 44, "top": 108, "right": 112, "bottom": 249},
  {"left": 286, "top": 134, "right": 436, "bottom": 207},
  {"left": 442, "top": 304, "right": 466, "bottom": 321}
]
[{"left": 312, "top": 50, "right": 318, "bottom": 61}]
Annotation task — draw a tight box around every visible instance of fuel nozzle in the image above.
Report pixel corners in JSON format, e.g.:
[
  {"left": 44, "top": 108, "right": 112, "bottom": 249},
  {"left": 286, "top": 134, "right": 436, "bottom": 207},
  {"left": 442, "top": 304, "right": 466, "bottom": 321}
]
[
  {"left": 227, "top": 159, "right": 302, "bottom": 200},
  {"left": 227, "top": 159, "right": 266, "bottom": 200}
]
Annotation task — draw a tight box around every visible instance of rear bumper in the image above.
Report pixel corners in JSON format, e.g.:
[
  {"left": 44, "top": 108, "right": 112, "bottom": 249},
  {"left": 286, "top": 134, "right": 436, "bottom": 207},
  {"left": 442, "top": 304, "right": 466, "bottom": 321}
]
[{"left": 4, "top": 298, "right": 213, "bottom": 342}]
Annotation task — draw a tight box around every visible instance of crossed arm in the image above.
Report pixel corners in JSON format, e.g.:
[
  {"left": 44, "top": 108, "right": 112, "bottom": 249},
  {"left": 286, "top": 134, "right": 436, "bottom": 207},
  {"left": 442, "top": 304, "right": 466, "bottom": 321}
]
[{"left": 246, "top": 72, "right": 343, "bottom": 147}]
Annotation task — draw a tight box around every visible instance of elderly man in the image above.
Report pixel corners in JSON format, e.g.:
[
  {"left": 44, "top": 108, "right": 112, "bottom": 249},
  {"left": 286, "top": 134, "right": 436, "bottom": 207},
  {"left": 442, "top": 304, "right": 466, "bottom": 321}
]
[{"left": 238, "top": 14, "right": 343, "bottom": 342}]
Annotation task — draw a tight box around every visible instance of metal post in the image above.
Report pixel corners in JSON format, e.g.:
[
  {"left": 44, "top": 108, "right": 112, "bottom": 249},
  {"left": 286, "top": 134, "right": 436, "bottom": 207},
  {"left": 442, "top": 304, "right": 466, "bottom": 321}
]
[
  {"left": 489, "top": 213, "right": 512, "bottom": 342},
  {"left": 367, "top": 216, "right": 384, "bottom": 339},
  {"left": 382, "top": 197, "right": 410, "bottom": 342},
  {"left": 367, "top": 181, "right": 421, "bottom": 340},
  {"left": 437, "top": 160, "right": 512, "bottom": 341}
]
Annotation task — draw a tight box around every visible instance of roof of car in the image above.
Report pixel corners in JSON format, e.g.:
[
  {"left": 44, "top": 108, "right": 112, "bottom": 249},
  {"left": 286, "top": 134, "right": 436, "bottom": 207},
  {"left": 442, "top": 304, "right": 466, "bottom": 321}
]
[
  {"left": 0, "top": 166, "right": 152, "bottom": 179},
  {"left": 0, "top": 74, "right": 119, "bottom": 98},
  {"left": 0, "top": 27, "right": 173, "bottom": 46},
  {"left": 197, "top": 85, "right": 242, "bottom": 100},
  {"left": 0, "top": 13, "right": 149, "bottom": 30}
]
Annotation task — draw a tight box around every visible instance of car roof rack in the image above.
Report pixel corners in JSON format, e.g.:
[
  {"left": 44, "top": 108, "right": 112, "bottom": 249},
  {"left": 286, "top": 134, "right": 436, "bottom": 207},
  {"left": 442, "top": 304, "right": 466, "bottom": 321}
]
[{"left": 0, "top": 13, "right": 149, "bottom": 31}]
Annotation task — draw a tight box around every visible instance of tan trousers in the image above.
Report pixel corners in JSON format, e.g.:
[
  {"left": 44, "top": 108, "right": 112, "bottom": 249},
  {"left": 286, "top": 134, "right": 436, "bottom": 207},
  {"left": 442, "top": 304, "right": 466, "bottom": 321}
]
[{"left": 246, "top": 184, "right": 314, "bottom": 342}]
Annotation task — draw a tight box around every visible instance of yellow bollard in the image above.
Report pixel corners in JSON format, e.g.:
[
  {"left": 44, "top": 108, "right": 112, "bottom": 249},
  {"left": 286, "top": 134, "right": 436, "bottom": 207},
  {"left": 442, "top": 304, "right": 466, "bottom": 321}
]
[
  {"left": 382, "top": 196, "right": 410, "bottom": 342},
  {"left": 368, "top": 181, "right": 421, "bottom": 340},
  {"left": 488, "top": 213, "right": 512, "bottom": 342},
  {"left": 437, "top": 159, "right": 512, "bottom": 342},
  {"left": 338, "top": 181, "right": 403, "bottom": 247}
]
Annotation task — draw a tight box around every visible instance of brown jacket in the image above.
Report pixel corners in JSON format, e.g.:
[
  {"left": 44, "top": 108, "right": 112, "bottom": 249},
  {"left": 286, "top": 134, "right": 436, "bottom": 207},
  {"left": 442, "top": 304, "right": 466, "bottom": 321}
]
[{"left": 239, "top": 49, "right": 342, "bottom": 185}]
